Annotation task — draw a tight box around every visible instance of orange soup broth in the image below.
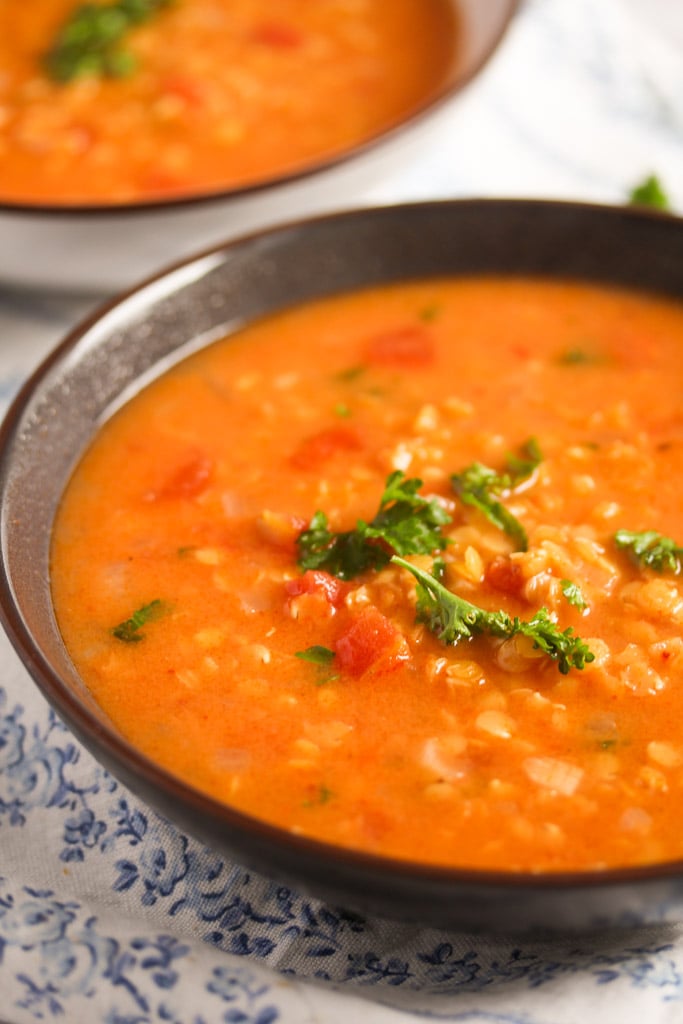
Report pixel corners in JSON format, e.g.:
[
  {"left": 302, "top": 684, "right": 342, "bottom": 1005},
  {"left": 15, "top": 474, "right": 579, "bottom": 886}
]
[
  {"left": 51, "top": 277, "right": 683, "bottom": 873},
  {"left": 0, "top": 0, "right": 456, "bottom": 204}
]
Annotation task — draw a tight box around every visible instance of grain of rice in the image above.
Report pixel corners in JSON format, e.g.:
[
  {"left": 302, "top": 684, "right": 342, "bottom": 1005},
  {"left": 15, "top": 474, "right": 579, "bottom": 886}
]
[
  {"left": 638, "top": 765, "right": 668, "bottom": 793},
  {"left": 476, "top": 709, "right": 515, "bottom": 739},
  {"left": 647, "top": 741, "right": 682, "bottom": 768},
  {"left": 424, "top": 781, "right": 456, "bottom": 801},
  {"left": 523, "top": 757, "right": 583, "bottom": 796}
]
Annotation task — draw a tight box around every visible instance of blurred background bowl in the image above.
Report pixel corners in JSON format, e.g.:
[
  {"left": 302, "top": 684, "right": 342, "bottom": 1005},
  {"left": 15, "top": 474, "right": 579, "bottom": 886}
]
[
  {"left": 2, "top": 200, "right": 683, "bottom": 933},
  {"left": 0, "top": 0, "right": 517, "bottom": 296}
]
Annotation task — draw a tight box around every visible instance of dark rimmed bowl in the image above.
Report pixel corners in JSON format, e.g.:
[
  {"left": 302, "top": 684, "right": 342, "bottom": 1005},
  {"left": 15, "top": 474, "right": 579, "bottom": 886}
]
[
  {"left": 2, "top": 199, "right": 683, "bottom": 934},
  {"left": 0, "top": 0, "right": 517, "bottom": 294}
]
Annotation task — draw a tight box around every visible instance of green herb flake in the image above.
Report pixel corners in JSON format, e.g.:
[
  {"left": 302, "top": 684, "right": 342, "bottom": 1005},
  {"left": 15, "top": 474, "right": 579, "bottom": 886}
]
[
  {"left": 393, "top": 556, "right": 594, "bottom": 675},
  {"left": 561, "top": 579, "right": 588, "bottom": 610},
  {"left": 297, "top": 470, "right": 451, "bottom": 580},
  {"left": 557, "top": 347, "right": 595, "bottom": 365},
  {"left": 628, "top": 174, "right": 671, "bottom": 211},
  {"left": 450, "top": 438, "right": 541, "bottom": 552},
  {"left": 303, "top": 784, "right": 334, "bottom": 807},
  {"left": 503, "top": 437, "right": 542, "bottom": 482},
  {"left": 614, "top": 529, "right": 683, "bottom": 574},
  {"left": 418, "top": 303, "right": 441, "bottom": 323},
  {"left": 44, "top": 0, "right": 172, "bottom": 83},
  {"left": 432, "top": 555, "right": 447, "bottom": 582},
  {"left": 335, "top": 365, "right": 366, "bottom": 383},
  {"left": 295, "top": 645, "right": 336, "bottom": 666},
  {"left": 334, "top": 402, "right": 351, "bottom": 418},
  {"left": 295, "top": 645, "right": 340, "bottom": 685},
  {"left": 112, "top": 599, "right": 167, "bottom": 643}
]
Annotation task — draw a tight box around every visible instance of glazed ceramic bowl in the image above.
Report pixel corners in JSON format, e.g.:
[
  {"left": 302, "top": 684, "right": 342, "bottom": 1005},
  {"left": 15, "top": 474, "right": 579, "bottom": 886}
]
[
  {"left": 0, "top": 0, "right": 516, "bottom": 295},
  {"left": 2, "top": 200, "right": 683, "bottom": 934}
]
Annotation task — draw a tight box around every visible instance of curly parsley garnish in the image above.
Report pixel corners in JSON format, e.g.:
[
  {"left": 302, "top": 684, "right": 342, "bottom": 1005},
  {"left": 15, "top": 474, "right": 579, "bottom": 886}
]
[
  {"left": 44, "top": 0, "right": 172, "bottom": 82},
  {"left": 614, "top": 529, "right": 683, "bottom": 574},
  {"left": 450, "top": 438, "right": 541, "bottom": 552},
  {"left": 112, "top": 599, "right": 167, "bottom": 642},
  {"left": 393, "top": 557, "right": 594, "bottom": 675},
  {"left": 297, "top": 471, "right": 451, "bottom": 581}
]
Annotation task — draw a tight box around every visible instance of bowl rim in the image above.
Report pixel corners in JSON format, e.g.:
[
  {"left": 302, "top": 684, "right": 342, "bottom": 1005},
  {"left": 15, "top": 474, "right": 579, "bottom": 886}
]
[
  {"left": 0, "top": 0, "right": 519, "bottom": 219},
  {"left": 2, "top": 196, "right": 683, "bottom": 903}
]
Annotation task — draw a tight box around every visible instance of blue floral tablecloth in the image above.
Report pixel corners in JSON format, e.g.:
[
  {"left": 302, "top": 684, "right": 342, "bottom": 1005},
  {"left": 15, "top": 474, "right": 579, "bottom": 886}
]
[{"left": 3, "top": 1, "right": 683, "bottom": 1020}]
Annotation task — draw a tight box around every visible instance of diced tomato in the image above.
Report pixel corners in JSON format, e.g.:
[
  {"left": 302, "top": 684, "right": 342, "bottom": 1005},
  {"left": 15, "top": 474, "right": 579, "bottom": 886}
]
[
  {"left": 355, "top": 801, "right": 392, "bottom": 842},
  {"left": 138, "top": 170, "right": 192, "bottom": 197},
  {"left": 66, "top": 122, "right": 96, "bottom": 154},
  {"left": 251, "top": 21, "right": 303, "bottom": 48},
  {"left": 160, "top": 74, "right": 206, "bottom": 109},
  {"left": 335, "top": 606, "right": 410, "bottom": 678},
  {"left": 285, "top": 570, "right": 348, "bottom": 607},
  {"left": 289, "top": 426, "right": 363, "bottom": 470},
  {"left": 511, "top": 343, "right": 531, "bottom": 359},
  {"left": 485, "top": 555, "right": 525, "bottom": 597},
  {"left": 365, "top": 326, "right": 435, "bottom": 367},
  {"left": 145, "top": 454, "right": 213, "bottom": 501}
]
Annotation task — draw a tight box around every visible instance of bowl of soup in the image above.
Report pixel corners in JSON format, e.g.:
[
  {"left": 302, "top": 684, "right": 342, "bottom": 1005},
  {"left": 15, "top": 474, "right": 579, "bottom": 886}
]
[
  {"left": 0, "top": 0, "right": 517, "bottom": 294},
  {"left": 2, "top": 199, "right": 683, "bottom": 933}
]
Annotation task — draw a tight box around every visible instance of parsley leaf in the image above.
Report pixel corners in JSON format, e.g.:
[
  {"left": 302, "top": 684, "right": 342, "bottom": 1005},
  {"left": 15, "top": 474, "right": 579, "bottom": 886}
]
[
  {"left": 628, "top": 174, "right": 671, "bottom": 211},
  {"left": 450, "top": 438, "right": 541, "bottom": 551},
  {"left": 512, "top": 609, "right": 594, "bottom": 673},
  {"left": 295, "top": 645, "right": 339, "bottom": 684},
  {"left": 393, "top": 557, "right": 594, "bottom": 675},
  {"left": 297, "top": 471, "right": 451, "bottom": 580},
  {"left": 44, "top": 0, "right": 172, "bottom": 82},
  {"left": 502, "top": 437, "right": 543, "bottom": 483},
  {"left": 614, "top": 529, "right": 683, "bottom": 574},
  {"left": 295, "top": 645, "right": 336, "bottom": 665},
  {"left": 112, "top": 599, "right": 167, "bottom": 642},
  {"left": 561, "top": 579, "right": 588, "bottom": 610},
  {"left": 297, "top": 510, "right": 389, "bottom": 580}
]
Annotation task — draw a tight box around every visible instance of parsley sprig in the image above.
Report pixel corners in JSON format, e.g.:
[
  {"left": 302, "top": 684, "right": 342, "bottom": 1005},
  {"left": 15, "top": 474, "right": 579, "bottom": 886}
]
[
  {"left": 450, "top": 438, "right": 541, "bottom": 551},
  {"left": 44, "top": 0, "right": 172, "bottom": 82},
  {"left": 297, "top": 471, "right": 451, "bottom": 581},
  {"left": 112, "top": 599, "right": 167, "bottom": 642},
  {"left": 393, "top": 557, "right": 594, "bottom": 675},
  {"left": 614, "top": 529, "right": 683, "bottom": 574},
  {"left": 628, "top": 174, "right": 671, "bottom": 211}
]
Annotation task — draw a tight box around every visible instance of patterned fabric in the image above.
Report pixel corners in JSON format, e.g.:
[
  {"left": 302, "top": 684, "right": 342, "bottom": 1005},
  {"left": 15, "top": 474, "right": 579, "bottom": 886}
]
[
  {"left": 4, "top": 666, "right": 683, "bottom": 1024},
  {"left": 2, "top": 0, "right": 683, "bottom": 1020}
]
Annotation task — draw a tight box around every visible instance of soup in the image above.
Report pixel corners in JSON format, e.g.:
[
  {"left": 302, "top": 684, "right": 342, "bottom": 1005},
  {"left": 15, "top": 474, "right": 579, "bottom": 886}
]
[
  {"left": 51, "top": 276, "right": 683, "bottom": 873},
  {"left": 0, "top": 0, "right": 457, "bottom": 205}
]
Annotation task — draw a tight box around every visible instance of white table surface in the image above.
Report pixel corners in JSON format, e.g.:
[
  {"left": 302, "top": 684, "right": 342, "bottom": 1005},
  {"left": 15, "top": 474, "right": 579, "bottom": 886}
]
[{"left": 2, "top": 1, "right": 683, "bottom": 1021}]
